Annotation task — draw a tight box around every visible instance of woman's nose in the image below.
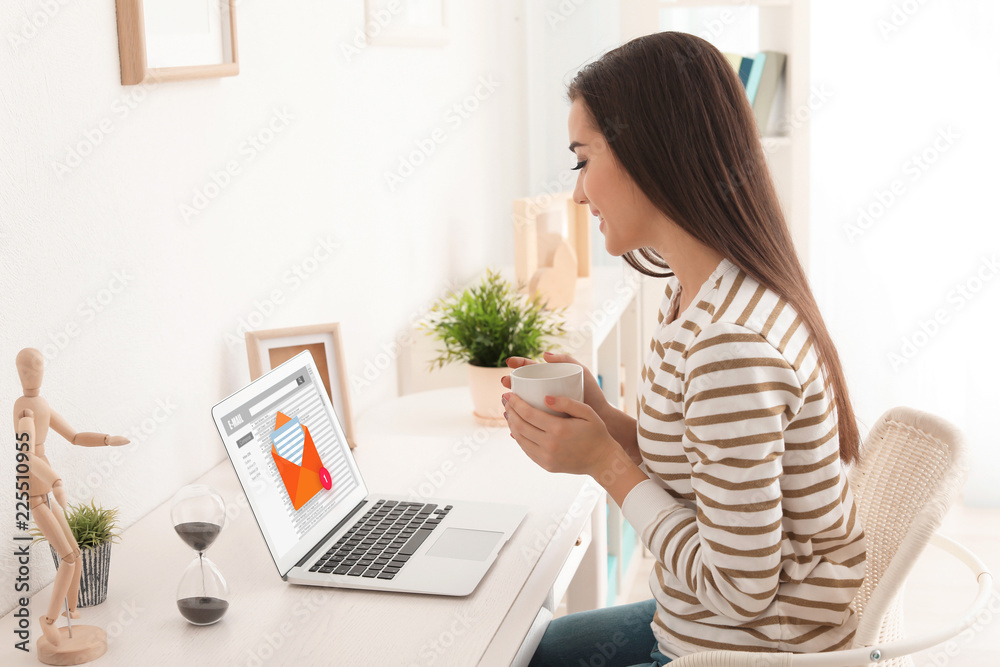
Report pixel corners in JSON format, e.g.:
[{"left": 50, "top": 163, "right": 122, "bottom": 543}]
[{"left": 572, "top": 178, "right": 587, "bottom": 205}]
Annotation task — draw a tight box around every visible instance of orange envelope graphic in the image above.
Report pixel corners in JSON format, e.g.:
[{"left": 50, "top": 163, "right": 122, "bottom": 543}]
[{"left": 271, "top": 411, "right": 332, "bottom": 510}]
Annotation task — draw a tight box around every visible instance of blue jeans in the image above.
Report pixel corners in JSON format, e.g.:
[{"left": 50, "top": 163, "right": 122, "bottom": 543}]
[{"left": 528, "top": 599, "right": 672, "bottom": 667}]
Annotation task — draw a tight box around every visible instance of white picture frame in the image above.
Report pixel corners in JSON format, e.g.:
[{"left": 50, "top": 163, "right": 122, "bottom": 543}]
[
  {"left": 245, "top": 323, "right": 357, "bottom": 450},
  {"left": 365, "top": 0, "right": 448, "bottom": 47}
]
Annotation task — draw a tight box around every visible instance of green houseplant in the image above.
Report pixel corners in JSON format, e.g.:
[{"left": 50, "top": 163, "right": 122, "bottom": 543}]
[
  {"left": 423, "top": 268, "right": 566, "bottom": 424},
  {"left": 31, "top": 500, "right": 121, "bottom": 607}
]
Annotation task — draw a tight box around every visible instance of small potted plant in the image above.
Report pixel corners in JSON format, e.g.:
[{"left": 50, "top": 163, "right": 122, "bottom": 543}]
[
  {"left": 423, "top": 268, "right": 566, "bottom": 425},
  {"left": 31, "top": 499, "right": 121, "bottom": 607}
]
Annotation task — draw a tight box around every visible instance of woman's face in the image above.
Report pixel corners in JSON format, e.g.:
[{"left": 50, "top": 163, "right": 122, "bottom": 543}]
[{"left": 568, "top": 99, "right": 662, "bottom": 257}]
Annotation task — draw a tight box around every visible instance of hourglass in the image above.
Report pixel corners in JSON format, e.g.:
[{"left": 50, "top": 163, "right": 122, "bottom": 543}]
[{"left": 170, "top": 485, "right": 230, "bottom": 625}]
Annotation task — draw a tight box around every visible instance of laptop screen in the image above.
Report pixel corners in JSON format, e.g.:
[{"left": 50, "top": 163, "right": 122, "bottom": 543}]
[{"left": 212, "top": 350, "right": 368, "bottom": 576}]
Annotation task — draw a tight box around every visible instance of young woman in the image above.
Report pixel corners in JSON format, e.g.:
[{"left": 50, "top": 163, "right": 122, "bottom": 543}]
[{"left": 503, "top": 32, "right": 867, "bottom": 666}]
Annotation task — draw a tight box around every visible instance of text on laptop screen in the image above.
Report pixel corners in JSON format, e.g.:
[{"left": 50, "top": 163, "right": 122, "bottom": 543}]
[{"left": 219, "top": 362, "right": 361, "bottom": 563}]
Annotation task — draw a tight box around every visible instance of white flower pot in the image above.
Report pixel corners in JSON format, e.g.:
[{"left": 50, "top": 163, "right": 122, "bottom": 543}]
[{"left": 467, "top": 364, "right": 509, "bottom": 427}]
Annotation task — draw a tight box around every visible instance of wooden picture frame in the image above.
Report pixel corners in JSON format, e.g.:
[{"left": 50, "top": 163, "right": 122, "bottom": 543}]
[
  {"left": 245, "top": 323, "right": 358, "bottom": 450},
  {"left": 115, "top": 0, "right": 239, "bottom": 85},
  {"left": 365, "top": 0, "right": 448, "bottom": 47}
]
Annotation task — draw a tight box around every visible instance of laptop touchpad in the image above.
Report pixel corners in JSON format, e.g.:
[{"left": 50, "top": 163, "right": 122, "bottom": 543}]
[{"left": 426, "top": 528, "right": 502, "bottom": 561}]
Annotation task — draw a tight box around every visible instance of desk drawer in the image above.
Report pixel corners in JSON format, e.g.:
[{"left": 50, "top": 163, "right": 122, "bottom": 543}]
[{"left": 550, "top": 514, "right": 593, "bottom": 609}]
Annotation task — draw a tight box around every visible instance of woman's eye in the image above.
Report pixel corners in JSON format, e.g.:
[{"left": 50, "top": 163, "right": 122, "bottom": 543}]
[{"left": 571, "top": 159, "right": 587, "bottom": 171}]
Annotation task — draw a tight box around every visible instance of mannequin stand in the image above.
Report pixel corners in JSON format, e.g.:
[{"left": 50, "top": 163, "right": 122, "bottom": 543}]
[{"left": 37, "top": 625, "right": 107, "bottom": 666}]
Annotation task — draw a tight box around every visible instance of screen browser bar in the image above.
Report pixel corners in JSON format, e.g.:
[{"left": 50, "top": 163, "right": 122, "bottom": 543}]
[{"left": 248, "top": 377, "right": 299, "bottom": 417}]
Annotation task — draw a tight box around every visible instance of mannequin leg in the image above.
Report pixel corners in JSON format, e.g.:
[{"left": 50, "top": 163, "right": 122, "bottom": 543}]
[
  {"left": 32, "top": 500, "right": 76, "bottom": 645},
  {"left": 52, "top": 501, "right": 82, "bottom": 617}
]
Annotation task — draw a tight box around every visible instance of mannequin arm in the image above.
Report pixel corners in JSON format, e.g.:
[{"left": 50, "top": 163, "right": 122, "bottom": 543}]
[
  {"left": 17, "top": 412, "right": 35, "bottom": 453},
  {"left": 50, "top": 409, "right": 130, "bottom": 446}
]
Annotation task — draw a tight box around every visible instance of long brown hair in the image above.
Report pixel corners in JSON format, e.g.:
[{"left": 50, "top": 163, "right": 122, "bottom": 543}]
[{"left": 569, "top": 32, "right": 860, "bottom": 464}]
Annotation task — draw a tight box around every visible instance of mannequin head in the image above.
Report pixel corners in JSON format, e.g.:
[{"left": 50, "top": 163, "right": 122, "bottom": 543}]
[{"left": 16, "top": 348, "right": 44, "bottom": 395}]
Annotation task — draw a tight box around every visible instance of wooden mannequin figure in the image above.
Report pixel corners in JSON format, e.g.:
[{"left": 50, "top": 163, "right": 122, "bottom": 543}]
[{"left": 13, "top": 348, "right": 130, "bottom": 665}]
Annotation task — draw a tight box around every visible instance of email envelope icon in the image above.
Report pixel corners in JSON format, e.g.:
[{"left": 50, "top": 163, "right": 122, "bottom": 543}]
[{"left": 271, "top": 411, "right": 331, "bottom": 510}]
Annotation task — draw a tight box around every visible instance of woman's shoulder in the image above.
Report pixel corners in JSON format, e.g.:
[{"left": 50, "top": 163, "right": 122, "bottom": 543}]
[{"left": 695, "top": 268, "right": 819, "bottom": 379}]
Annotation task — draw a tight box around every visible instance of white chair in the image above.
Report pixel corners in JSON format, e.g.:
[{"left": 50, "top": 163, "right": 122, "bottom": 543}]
[{"left": 668, "top": 406, "right": 994, "bottom": 667}]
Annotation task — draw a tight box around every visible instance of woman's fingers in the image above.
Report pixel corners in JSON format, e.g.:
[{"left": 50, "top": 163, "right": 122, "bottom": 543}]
[
  {"left": 542, "top": 351, "right": 581, "bottom": 365},
  {"left": 505, "top": 395, "right": 548, "bottom": 442},
  {"left": 505, "top": 356, "right": 535, "bottom": 368}
]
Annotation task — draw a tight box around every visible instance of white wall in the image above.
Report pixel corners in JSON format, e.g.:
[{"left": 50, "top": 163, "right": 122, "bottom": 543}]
[
  {"left": 809, "top": 0, "right": 1000, "bottom": 506},
  {"left": 524, "top": 0, "right": 621, "bottom": 269},
  {"left": 0, "top": 0, "right": 527, "bottom": 614}
]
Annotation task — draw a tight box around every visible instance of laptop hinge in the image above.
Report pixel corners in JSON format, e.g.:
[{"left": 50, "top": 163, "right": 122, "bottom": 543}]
[{"left": 293, "top": 499, "right": 368, "bottom": 569}]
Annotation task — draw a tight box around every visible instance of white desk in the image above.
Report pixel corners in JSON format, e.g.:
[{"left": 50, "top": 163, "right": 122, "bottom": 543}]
[{"left": 1, "top": 388, "right": 604, "bottom": 666}]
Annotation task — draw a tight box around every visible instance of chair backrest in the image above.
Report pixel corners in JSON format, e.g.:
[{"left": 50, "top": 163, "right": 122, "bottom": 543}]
[{"left": 847, "top": 406, "right": 968, "bottom": 650}]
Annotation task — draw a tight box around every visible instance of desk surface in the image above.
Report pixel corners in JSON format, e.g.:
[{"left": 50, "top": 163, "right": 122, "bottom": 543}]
[{"left": 2, "top": 388, "right": 600, "bottom": 666}]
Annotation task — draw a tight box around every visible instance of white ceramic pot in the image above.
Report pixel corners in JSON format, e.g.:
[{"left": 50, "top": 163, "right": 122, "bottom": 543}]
[{"left": 467, "top": 364, "right": 510, "bottom": 426}]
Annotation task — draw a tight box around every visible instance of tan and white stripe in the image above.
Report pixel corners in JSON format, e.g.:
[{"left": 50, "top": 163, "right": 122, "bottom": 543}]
[{"left": 622, "top": 257, "right": 866, "bottom": 659}]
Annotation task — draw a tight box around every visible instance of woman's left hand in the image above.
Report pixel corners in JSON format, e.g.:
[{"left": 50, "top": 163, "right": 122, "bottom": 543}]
[{"left": 504, "top": 392, "right": 617, "bottom": 478}]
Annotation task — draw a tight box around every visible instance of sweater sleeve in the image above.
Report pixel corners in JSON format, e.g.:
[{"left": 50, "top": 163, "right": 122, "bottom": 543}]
[{"left": 622, "top": 321, "right": 804, "bottom": 621}]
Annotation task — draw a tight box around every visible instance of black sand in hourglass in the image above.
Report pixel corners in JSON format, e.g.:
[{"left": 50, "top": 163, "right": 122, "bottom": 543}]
[
  {"left": 172, "top": 485, "right": 230, "bottom": 626},
  {"left": 174, "top": 522, "right": 222, "bottom": 552},
  {"left": 177, "top": 595, "right": 229, "bottom": 625}
]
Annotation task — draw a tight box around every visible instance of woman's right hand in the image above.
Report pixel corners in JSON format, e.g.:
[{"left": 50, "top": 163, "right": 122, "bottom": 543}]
[{"left": 502, "top": 351, "right": 611, "bottom": 421}]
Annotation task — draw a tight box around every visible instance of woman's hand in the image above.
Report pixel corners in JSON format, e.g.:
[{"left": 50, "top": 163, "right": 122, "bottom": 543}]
[
  {"left": 503, "top": 391, "right": 617, "bottom": 478},
  {"left": 502, "top": 351, "right": 611, "bottom": 421}
]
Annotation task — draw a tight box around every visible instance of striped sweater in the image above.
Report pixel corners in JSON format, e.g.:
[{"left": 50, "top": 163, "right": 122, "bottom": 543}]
[{"left": 621, "top": 257, "right": 866, "bottom": 658}]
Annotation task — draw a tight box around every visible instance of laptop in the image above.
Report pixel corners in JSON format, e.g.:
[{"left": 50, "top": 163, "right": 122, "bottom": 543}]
[{"left": 211, "top": 350, "right": 527, "bottom": 596}]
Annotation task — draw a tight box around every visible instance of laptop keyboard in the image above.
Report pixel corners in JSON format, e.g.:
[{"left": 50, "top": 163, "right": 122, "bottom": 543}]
[{"left": 308, "top": 500, "right": 452, "bottom": 580}]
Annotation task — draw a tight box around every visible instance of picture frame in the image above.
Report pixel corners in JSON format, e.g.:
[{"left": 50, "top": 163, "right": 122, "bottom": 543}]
[
  {"left": 115, "top": 0, "right": 239, "bottom": 85},
  {"left": 365, "top": 0, "right": 448, "bottom": 47},
  {"left": 245, "top": 323, "right": 358, "bottom": 450}
]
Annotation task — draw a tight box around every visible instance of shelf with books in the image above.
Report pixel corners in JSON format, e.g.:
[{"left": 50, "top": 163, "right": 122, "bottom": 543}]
[{"left": 622, "top": 0, "right": 810, "bottom": 267}]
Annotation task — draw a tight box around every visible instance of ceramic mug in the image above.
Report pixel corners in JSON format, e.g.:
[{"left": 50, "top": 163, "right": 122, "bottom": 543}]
[{"left": 510, "top": 362, "right": 584, "bottom": 417}]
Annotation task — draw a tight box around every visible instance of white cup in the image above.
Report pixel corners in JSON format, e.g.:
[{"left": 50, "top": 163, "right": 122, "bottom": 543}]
[{"left": 510, "top": 362, "right": 584, "bottom": 417}]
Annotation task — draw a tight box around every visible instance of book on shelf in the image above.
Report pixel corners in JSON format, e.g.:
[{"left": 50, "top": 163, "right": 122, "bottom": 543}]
[{"left": 722, "top": 50, "right": 787, "bottom": 136}]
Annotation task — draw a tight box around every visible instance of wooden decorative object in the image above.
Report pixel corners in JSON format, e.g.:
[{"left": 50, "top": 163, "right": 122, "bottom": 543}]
[
  {"left": 244, "top": 324, "right": 358, "bottom": 450},
  {"left": 528, "top": 241, "right": 578, "bottom": 309},
  {"left": 13, "top": 348, "right": 130, "bottom": 664},
  {"left": 513, "top": 191, "right": 591, "bottom": 308},
  {"left": 115, "top": 0, "right": 239, "bottom": 85}
]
